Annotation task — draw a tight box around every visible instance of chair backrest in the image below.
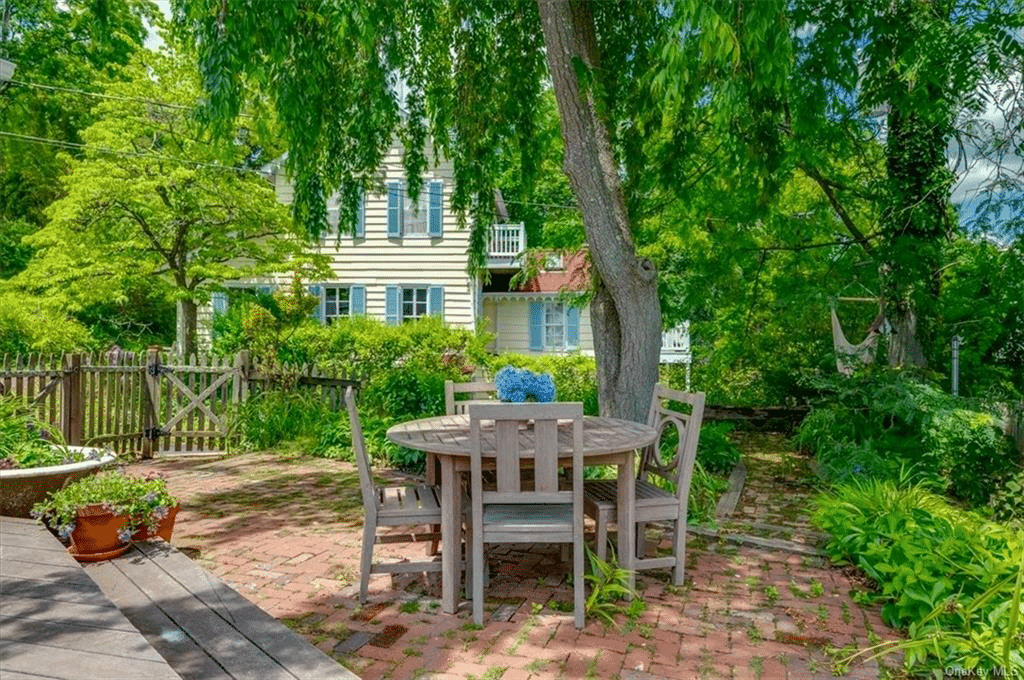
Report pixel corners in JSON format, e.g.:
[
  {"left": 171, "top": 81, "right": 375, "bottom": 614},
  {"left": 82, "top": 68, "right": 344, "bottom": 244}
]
[
  {"left": 344, "top": 386, "right": 380, "bottom": 517},
  {"left": 468, "top": 402, "right": 584, "bottom": 507},
  {"left": 640, "top": 384, "right": 707, "bottom": 497},
  {"left": 445, "top": 380, "right": 498, "bottom": 415}
]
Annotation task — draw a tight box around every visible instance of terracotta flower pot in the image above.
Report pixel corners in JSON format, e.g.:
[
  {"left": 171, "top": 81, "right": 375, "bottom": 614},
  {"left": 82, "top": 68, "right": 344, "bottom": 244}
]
[
  {"left": 68, "top": 505, "right": 131, "bottom": 562},
  {"left": 132, "top": 503, "right": 180, "bottom": 542}
]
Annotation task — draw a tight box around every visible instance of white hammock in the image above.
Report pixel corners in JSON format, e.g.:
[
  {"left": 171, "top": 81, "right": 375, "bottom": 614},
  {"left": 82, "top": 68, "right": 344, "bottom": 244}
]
[{"left": 831, "top": 307, "right": 885, "bottom": 375}]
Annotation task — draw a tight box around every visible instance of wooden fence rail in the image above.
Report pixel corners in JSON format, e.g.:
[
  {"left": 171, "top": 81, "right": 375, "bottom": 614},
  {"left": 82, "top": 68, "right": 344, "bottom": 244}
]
[{"left": 0, "top": 351, "right": 356, "bottom": 457}]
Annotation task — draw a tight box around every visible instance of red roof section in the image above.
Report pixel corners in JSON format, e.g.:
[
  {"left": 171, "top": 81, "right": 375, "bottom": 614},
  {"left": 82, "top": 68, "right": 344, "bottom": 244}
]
[{"left": 517, "top": 251, "right": 590, "bottom": 293}]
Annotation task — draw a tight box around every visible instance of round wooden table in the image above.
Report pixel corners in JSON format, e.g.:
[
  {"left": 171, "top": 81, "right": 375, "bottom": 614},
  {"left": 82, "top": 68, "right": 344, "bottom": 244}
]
[{"left": 388, "top": 414, "right": 657, "bottom": 614}]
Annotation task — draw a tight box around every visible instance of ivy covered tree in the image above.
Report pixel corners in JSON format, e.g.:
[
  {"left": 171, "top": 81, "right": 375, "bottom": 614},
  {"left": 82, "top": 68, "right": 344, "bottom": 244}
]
[
  {"left": 13, "top": 49, "right": 327, "bottom": 356},
  {"left": 788, "top": 0, "right": 1024, "bottom": 368}
]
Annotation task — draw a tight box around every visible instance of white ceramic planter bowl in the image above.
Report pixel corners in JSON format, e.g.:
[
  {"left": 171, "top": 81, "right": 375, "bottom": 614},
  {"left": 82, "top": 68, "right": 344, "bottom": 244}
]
[{"left": 0, "top": 447, "right": 117, "bottom": 518}]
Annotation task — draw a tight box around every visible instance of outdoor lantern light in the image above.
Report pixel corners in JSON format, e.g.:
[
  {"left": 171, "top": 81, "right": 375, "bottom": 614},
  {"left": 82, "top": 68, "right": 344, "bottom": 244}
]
[{"left": 0, "top": 59, "right": 15, "bottom": 93}]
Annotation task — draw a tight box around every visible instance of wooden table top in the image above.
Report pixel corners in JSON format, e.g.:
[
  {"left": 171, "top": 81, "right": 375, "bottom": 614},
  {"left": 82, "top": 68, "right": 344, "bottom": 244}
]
[{"left": 387, "top": 413, "right": 657, "bottom": 457}]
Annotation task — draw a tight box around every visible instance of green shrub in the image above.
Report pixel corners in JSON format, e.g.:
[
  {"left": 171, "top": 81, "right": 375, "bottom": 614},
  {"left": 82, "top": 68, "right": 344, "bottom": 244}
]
[
  {"left": 923, "top": 407, "right": 1014, "bottom": 505},
  {"left": 0, "top": 293, "right": 96, "bottom": 355},
  {"left": 695, "top": 422, "right": 740, "bottom": 475},
  {"left": 0, "top": 396, "right": 78, "bottom": 469},
  {"left": 226, "top": 386, "right": 340, "bottom": 453},
  {"left": 795, "top": 370, "right": 1017, "bottom": 504},
  {"left": 311, "top": 416, "right": 353, "bottom": 462},
  {"left": 813, "top": 479, "right": 1024, "bottom": 675}
]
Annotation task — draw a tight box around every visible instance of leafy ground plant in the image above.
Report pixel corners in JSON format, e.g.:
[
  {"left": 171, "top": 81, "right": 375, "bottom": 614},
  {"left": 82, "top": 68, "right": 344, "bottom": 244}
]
[
  {"left": 814, "top": 479, "right": 1024, "bottom": 675},
  {"left": 583, "top": 545, "right": 641, "bottom": 628}
]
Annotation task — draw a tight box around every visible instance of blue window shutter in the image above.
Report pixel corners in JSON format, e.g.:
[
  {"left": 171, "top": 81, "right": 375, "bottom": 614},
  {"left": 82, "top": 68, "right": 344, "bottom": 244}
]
[
  {"left": 428, "top": 286, "right": 444, "bottom": 318},
  {"left": 566, "top": 306, "right": 580, "bottom": 349},
  {"left": 355, "top": 189, "right": 365, "bottom": 238},
  {"left": 307, "top": 285, "right": 323, "bottom": 322},
  {"left": 385, "top": 285, "right": 400, "bottom": 325},
  {"left": 211, "top": 291, "right": 228, "bottom": 317},
  {"left": 428, "top": 180, "right": 443, "bottom": 237},
  {"left": 350, "top": 285, "right": 366, "bottom": 316},
  {"left": 529, "top": 301, "right": 544, "bottom": 351},
  {"left": 387, "top": 182, "right": 402, "bottom": 237}
]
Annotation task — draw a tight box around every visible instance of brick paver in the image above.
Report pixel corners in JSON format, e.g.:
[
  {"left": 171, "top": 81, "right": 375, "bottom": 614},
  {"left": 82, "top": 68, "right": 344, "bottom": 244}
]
[{"left": 126, "top": 433, "right": 901, "bottom": 679}]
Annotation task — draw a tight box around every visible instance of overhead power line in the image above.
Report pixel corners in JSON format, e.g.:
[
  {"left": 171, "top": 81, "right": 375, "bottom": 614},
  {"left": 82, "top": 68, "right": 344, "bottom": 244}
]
[
  {"left": 0, "top": 130, "right": 259, "bottom": 174},
  {"left": 10, "top": 78, "right": 198, "bottom": 112}
]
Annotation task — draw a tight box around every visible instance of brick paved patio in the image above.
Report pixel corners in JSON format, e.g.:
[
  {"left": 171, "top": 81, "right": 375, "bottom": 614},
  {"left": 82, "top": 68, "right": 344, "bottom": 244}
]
[{"left": 125, "top": 433, "right": 901, "bottom": 679}]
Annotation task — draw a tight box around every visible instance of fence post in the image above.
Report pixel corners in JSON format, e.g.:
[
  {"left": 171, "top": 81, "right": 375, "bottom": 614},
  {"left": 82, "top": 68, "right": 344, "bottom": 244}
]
[
  {"left": 233, "top": 350, "right": 251, "bottom": 403},
  {"left": 60, "top": 353, "right": 83, "bottom": 445},
  {"left": 141, "top": 347, "right": 162, "bottom": 459}
]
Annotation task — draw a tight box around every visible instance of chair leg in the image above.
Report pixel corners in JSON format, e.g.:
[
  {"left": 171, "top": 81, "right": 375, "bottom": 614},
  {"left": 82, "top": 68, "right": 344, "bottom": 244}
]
[
  {"left": 573, "top": 539, "right": 585, "bottom": 630},
  {"left": 595, "top": 512, "right": 609, "bottom": 562},
  {"left": 472, "top": 530, "right": 485, "bottom": 626},
  {"left": 673, "top": 518, "right": 687, "bottom": 586},
  {"left": 426, "top": 454, "right": 441, "bottom": 555},
  {"left": 636, "top": 521, "right": 649, "bottom": 559},
  {"left": 359, "top": 521, "right": 376, "bottom": 604}
]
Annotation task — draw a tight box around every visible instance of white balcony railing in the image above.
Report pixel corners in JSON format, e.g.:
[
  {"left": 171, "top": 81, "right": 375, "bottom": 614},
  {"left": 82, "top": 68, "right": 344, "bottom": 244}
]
[
  {"left": 487, "top": 223, "right": 525, "bottom": 268},
  {"left": 660, "top": 322, "right": 691, "bottom": 364}
]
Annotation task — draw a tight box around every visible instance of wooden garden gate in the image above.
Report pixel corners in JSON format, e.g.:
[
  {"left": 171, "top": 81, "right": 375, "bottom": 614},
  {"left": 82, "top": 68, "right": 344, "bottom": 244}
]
[{"left": 139, "top": 349, "right": 247, "bottom": 457}]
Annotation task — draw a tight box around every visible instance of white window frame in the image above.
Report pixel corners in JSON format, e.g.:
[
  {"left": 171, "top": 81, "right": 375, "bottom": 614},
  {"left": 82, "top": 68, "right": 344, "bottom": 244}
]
[
  {"left": 323, "top": 286, "right": 351, "bottom": 324},
  {"left": 544, "top": 301, "right": 567, "bottom": 350},
  {"left": 402, "top": 286, "right": 430, "bottom": 320}
]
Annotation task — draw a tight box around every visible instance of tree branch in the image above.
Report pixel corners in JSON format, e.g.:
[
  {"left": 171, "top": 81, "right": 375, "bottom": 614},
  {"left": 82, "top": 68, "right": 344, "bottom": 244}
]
[{"left": 797, "top": 162, "right": 876, "bottom": 254}]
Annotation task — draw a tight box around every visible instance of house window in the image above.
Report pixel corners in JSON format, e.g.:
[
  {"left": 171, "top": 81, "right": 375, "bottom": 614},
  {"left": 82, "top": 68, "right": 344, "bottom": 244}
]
[
  {"left": 402, "top": 287, "right": 429, "bottom": 320},
  {"left": 545, "top": 302, "right": 565, "bottom": 349},
  {"left": 386, "top": 285, "right": 444, "bottom": 325},
  {"left": 323, "top": 286, "right": 350, "bottom": 324},
  {"left": 403, "top": 190, "right": 429, "bottom": 235},
  {"left": 388, "top": 180, "right": 444, "bottom": 238},
  {"left": 529, "top": 299, "right": 580, "bottom": 352}
]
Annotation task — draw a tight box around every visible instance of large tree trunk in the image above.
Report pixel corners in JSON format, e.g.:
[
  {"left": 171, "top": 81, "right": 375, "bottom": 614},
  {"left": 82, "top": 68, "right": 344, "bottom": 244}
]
[
  {"left": 176, "top": 298, "right": 198, "bottom": 358},
  {"left": 538, "top": 0, "right": 662, "bottom": 423}
]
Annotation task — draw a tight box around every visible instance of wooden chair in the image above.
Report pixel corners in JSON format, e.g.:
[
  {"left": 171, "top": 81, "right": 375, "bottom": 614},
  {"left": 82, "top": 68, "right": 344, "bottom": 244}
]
[
  {"left": 426, "top": 380, "right": 498, "bottom": 555},
  {"left": 435, "top": 380, "right": 498, "bottom": 485},
  {"left": 583, "top": 384, "right": 706, "bottom": 585},
  {"left": 468, "top": 402, "right": 585, "bottom": 628},
  {"left": 443, "top": 379, "right": 498, "bottom": 418},
  {"left": 345, "top": 386, "right": 446, "bottom": 603}
]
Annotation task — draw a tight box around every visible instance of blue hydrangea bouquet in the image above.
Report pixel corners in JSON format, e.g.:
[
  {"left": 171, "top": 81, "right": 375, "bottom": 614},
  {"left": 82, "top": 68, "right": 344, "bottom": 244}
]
[{"left": 494, "top": 366, "right": 557, "bottom": 403}]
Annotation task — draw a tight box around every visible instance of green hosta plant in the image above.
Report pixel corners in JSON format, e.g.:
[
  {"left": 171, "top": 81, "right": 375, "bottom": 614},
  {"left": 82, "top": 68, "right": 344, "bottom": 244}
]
[
  {"left": 32, "top": 470, "right": 178, "bottom": 542},
  {"left": 842, "top": 547, "right": 1024, "bottom": 676},
  {"left": 814, "top": 479, "right": 1024, "bottom": 675}
]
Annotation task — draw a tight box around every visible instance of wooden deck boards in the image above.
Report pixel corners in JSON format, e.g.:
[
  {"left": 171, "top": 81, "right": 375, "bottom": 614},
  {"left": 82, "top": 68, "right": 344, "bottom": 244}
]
[
  {"left": 0, "top": 516, "right": 181, "bottom": 680},
  {"left": 83, "top": 540, "right": 359, "bottom": 680},
  {"left": 1, "top": 516, "right": 358, "bottom": 680}
]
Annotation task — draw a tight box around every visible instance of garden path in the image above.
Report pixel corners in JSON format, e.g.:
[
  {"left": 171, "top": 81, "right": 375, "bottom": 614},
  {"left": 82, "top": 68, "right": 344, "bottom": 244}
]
[{"left": 126, "top": 432, "right": 901, "bottom": 680}]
